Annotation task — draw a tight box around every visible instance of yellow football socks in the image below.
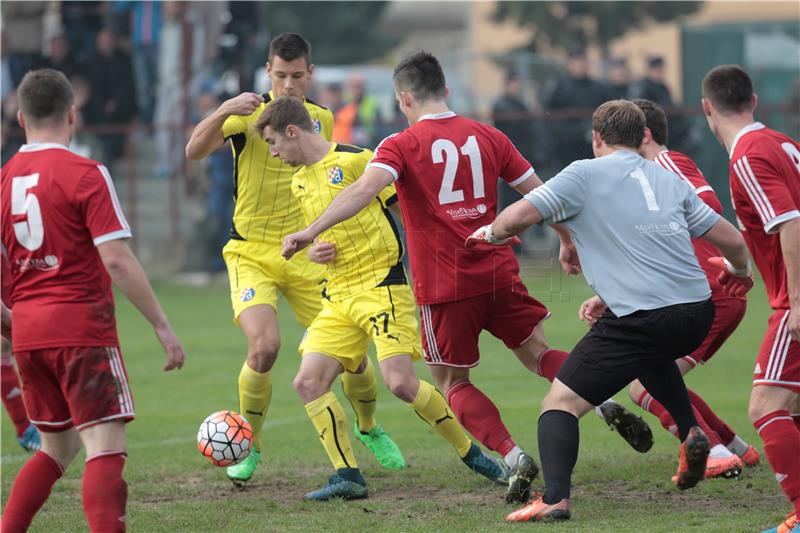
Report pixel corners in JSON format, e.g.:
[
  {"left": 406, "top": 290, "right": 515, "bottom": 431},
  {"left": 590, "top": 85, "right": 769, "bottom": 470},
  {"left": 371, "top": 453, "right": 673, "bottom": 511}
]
[
  {"left": 238, "top": 362, "right": 272, "bottom": 451},
  {"left": 342, "top": 357, "right": 378, "bottom": 433},
  {"left": 305, "top": 391, "right": 358, "bottom": 470},
  {"left": 410, "top": 380, "right": 472, "bottom": 458}
]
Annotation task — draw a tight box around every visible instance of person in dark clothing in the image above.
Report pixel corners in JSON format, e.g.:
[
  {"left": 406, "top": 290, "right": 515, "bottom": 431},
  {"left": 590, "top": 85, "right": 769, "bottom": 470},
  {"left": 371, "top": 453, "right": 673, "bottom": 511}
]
[
  {"left": 85, "top": 29, "right": 137, "bottom": 163},
  {"left": 42, "top": 35, "right": 86, "bottom": 81},
  {"left": 605, "top": 57, "right": 630, "bottom": 101},
  {"left": 540, "top": 49, "right": 608, "bottom": 169},
  {"left": 492, "top": 70, "right": 535, "bottom": 211}
]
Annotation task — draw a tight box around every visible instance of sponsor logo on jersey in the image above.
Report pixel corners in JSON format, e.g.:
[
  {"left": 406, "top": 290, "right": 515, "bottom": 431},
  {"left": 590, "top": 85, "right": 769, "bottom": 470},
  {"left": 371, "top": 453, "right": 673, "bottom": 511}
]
[
  {"left": 635, "top": 222, "right": 682, "bottom": 236},
  {"left": 328, "top": 167, "right": 344, "bottom": 185},
  {"left": 16, "top": 255, "right": 60, "bottom": 272},
  {"left": 754, "top": 362, "right": 762, "bottom": 374},
  {"left": 312, "top": 119, "right": 321, "bottom": 134},
  {"left": 445, "top": 204, "right": 487, "bottom": 220},
  {"left": 240, "top": 287, "right": 256, "bottom": 302}
]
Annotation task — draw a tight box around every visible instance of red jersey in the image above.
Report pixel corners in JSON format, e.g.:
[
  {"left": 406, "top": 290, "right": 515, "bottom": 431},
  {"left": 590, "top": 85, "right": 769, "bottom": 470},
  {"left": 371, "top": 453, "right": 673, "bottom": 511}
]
[
  {"left": 728, "top": 123, "right": 800, "bottom": 310},
  {"left": 1, "top": 143, "right": 131, "bottom": 350},
  {"left": 653, "top": 149, "right": 739, "bottom": 300},
  {"left": 368, "top": 112, "right": 534, "bottom": 304}
]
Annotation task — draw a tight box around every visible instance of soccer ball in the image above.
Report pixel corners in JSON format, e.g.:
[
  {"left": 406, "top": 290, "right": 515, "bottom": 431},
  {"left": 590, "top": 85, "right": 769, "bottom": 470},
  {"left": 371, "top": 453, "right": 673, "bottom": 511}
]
[{"left": 196, "top": 410, "right": 253, "bottom": 467}]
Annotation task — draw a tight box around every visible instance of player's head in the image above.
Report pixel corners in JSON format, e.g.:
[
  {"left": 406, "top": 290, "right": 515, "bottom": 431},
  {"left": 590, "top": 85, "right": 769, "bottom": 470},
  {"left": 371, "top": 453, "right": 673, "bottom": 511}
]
[
  {"left": 266, "top": 32, "right": 313, "bottom": 99},
  {"left": 701, "top": 65, "right": 756, "bottom": 140},
  {"left": 16, "top": 68, "right": 76, "bottom": 134},
  {"left": 255, "top": 95, "right": 315, "bottom": 166},
  {"left": 393, "top": 51, "right": 448, "bottom": 122},
  {"left": 590, "top": 100, "right": 646, "bottom": 156},
  {"left": 632, "top": 99, "right": 668, "bottom": 157}
]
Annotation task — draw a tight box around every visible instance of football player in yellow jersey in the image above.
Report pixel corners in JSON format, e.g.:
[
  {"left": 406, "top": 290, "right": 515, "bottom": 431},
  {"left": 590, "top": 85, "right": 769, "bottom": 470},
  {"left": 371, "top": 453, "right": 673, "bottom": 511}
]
[
  {"left": 255, "top": 95, "right": 510, "bottom": 500},
  {"left": 185, "top": 33, "right": 403, "bottom": 486}
]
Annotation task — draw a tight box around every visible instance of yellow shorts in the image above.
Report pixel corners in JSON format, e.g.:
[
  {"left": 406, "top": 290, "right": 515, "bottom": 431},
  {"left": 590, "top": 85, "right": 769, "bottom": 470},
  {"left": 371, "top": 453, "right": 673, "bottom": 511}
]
[
  {"left": 300, "top": 284, "right": 423, "bottom": 372},
  {"left": 222, "top": 239, "right": 326, "bottom": 328}
]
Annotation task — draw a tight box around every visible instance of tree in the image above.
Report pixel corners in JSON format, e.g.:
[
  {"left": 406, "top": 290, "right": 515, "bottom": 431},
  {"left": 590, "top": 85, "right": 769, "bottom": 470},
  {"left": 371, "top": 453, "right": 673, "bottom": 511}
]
[
  {"left": 494, "top": 1, "right": 703, "bottom": 56},
  {"left": 261, "top": 2, "right": 398, "bottom": 64}
]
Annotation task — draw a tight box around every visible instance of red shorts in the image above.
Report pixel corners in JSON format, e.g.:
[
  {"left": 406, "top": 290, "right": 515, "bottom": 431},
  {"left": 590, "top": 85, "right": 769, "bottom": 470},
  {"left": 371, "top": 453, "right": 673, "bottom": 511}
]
[
  {"left": 14, "top": 346, "right": 135, "bottom": 432},
  {"left": 419, "top": 281, "right": 550, "bottom": 368},
  {"left": 754, "top": 309, "right": 800, "bottom": 392},
  {"left": 680, "top": 296, "right": 747, "bottom": 368}
]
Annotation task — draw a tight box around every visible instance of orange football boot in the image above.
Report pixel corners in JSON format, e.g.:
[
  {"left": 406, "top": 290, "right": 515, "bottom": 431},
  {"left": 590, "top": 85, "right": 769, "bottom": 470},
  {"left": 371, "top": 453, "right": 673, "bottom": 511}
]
[
  {"left": 704, "top": 454, "right": 743, "bottom": 479},
  {"left": 673, "top": 426, "right": 709, "bottom": 490},
  {"left": 739, "top": 445, "right": 760, "bottom": 467},
  {"left": 506, "top": 493, "right": 571, "bottom": 523}
]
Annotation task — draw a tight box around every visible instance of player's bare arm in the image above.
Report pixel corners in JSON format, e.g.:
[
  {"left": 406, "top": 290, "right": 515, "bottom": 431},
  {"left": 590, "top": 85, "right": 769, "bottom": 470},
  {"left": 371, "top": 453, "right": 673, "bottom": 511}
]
[
  {"left": 282, "top": 167, "right": 394, "bottom": 259},
  {"left": 97, "top": 239, "right": 186, "bottom": 371},
  {"left": 779, "top": 217, "right": 800, "bottom": 340},
  {"left": 185, "top": 92, "right": 265, "bottom": 160}
]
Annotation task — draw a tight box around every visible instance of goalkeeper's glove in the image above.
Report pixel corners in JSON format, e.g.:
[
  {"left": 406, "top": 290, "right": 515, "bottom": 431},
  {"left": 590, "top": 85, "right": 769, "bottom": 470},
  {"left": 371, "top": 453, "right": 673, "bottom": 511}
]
[
  {"left": 707, "top": 256, "right": 753, "bottom": 297},
  {"left": 465, "top": 225, "right": 521, "bottom": 248}
]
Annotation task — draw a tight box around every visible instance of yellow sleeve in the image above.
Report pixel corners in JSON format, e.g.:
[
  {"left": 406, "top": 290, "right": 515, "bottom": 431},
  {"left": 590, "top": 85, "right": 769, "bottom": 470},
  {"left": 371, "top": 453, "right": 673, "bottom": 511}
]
[
  {"left": 320, "top": 108, "right": 334, "bottom": 142},
  {"left": 377, "top": 183, "right": 398, "bottom": 208},
  {"left": 222, "top": 114, "right": 248, "bottom": 139}
]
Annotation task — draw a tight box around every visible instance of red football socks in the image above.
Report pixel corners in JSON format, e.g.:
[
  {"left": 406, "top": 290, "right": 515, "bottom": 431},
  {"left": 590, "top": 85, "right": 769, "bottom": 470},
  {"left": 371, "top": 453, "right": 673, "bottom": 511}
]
[
  {"left": 537, "top": 349, "right": 569, "bottom": 383},
  {"left": 83, "top": 452, "right": 128, "bottom": 532},
  {"left": 446, "top": 381, "right": 515, "bottom": 456},
  {"left": 1, "top": 362, "right": 31, "bottom": 437},
  {"left": 755, "top": 410, "right": 800, "bottom": 514},
  {"left": 1, "top": 451, "right": 64, "bottom": 533},
  {"left": 687, "top": 388, "right": 736, "bottom": 444},
  {"left": 636, "top": 390, "right": 722, "bottom": 445}
]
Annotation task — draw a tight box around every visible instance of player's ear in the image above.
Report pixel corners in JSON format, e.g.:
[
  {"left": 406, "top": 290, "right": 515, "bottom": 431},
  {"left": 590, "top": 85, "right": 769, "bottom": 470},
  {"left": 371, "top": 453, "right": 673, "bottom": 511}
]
[
  {"left": 16, "top": 110, "right": 25, "bottom": 129},
  {"left": 444, "top": 86, "right": 449, "bottom": 98},
  {"left": 265, "top": 62, "right": 272, "bottom": 76},
  {"left": 642, "top": 127, "right": 653, "bottom": 145},
  {"left": 307, "top": 63, "right": 314, "bottom": 78},
  {"left": 701, "top": 98, "right": 712, "bottom": 117},
  {"left": 751, "top": 93, "right": 757, "bottom": 113},
  {"left": 68, "top": 105, "right": 77, "bottom": 126},
  {"left": 591, "top": 130, "right": 602, "bottom": 150}
]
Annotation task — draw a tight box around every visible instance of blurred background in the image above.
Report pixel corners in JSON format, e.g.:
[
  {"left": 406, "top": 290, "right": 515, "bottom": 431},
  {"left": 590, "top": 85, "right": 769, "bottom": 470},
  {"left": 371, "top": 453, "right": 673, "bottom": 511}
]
[{"left": 1, "top": 0, "right": 798, "bottom": 277}]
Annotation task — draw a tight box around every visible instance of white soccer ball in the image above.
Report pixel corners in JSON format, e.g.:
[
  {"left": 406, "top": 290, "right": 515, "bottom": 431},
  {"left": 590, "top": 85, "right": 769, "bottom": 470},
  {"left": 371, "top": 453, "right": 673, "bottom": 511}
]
[{"left": 196, "top": 410, "right": 253, "bottom": 467}]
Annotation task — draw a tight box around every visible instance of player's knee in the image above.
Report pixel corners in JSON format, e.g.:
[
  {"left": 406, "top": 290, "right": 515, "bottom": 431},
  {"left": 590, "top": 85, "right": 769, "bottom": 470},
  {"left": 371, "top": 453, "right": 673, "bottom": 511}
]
[
  {"left": 293, "top": 373, "right": 327, "bottom": 403},
  {"left": 247, "top": 338, "right": 280, "bottom": 371},
  {"left": 41, "top": 432, "right": 82, "bottom": 468},
  {"left": 628, "top": 380, "right": 645, "bottom": 403},
  {"left": 386, "top": 375, "right": 417, "bottom": 403}
]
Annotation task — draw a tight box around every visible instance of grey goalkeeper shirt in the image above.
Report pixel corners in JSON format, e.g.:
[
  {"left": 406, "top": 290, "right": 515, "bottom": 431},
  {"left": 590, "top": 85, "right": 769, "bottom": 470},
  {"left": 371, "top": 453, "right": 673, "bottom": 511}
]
[{"left": 525, "top": 150, "right": 719, "bottom": 317}]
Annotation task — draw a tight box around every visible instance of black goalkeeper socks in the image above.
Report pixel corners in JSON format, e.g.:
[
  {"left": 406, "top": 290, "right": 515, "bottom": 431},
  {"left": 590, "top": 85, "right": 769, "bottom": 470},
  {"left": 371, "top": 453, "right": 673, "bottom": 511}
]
[{"left": 538, "top": 409, "right": 579, "bottom": 504}]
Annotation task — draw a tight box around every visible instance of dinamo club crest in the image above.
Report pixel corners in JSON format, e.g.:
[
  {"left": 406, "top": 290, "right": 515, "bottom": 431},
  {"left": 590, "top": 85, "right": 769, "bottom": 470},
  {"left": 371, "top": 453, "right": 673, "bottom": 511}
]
[
  {"left": 312, "top": 119, "right": 321, "bottom": 134},
  {"left": 328, "top": 167, "right": 344, "bottom": 185}
]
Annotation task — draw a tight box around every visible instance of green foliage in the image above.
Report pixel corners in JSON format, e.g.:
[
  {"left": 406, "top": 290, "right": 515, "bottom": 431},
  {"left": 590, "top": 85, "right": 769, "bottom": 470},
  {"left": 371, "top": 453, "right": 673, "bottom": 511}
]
[
  {"left": 0, "top": 273, "right": 786, "bottom": 531},
  {"left": 494, "top": 1, "right": 703, "bottom": 54},
  {"left": 263, "top": 2, "right": 398, "bottom": 64}
]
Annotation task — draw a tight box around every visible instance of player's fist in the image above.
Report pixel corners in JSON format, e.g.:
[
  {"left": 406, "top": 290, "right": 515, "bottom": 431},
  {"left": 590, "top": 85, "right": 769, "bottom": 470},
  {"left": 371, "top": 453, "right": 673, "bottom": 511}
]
[
  {"left": 222, "top": 92, "right": 265, "bottom": 116},
  {"left": 154, "top": 322, "right": 185, "bottom": 371},
  {"left": 309, "top": 241, "right": 336, "bottom": 264},
  {"left": 559, "top": 240, "right": 581, "bottom": 275},
  {"left": 707, "top": 256, "right": 753, "bottom": 297},
  {"left": 282, "top": 230, "right": 314, "bottom": 260},
  {"left": 579, "top": 295, "right": 606, "bottom": 326},
  {"left": 465, "top": 225, "right": 522, "bottom": 248}
]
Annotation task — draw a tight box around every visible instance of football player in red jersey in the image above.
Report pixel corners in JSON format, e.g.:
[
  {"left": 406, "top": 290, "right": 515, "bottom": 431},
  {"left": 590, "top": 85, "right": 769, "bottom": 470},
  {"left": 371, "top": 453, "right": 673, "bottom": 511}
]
[
  {"left": 703, "top": 65, "right": 800, "bottom": 533},
  {"left": 0, "top": 69, "right": 185, "bottom": 533},
  {"left": 282, "top": 51, "right": 652, "bottom": 503},
  {"left": 590, "top": 99, "right": 758, "bottom": 481}
]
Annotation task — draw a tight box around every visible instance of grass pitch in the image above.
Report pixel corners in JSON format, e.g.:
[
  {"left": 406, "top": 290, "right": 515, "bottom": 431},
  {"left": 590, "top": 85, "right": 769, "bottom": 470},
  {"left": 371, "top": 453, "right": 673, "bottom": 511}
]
[{"left": 1, "top": 270, "right": 788, "bottom": 532}]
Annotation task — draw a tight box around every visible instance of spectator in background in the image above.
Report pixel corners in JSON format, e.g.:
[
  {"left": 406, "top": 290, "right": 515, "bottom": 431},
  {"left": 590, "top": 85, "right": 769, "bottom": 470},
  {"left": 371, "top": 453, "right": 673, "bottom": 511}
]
[
  {"left": 333, "top": 73, "right": 381, "bottom": 147},
  {"left": 43, "top": 35, "right": 86, "bottom": 81},
  {"left": 114, "top": 0, "right": 161, "bottom": 125},
  {"left": 540, "top": 49, "right": 608, "bottom": 169},
  {"left": 1, "top": 91, "right": 23, "bottom": 166},
  {"left": 318, "top": 82, "right": 344, "bottom": 115},
  {"left": 492, "top": 70, "right": 534, "bottom": 210},
  {"left": 629, "top": 55, "right": 672, "bottom": 105},
  {"left": 1, "top": 1, "right": 47, "bottom": 87},
  {"left": 153, "top": 0, "right": 185, "bottom": 180},
  {"left": 85, "top": 28, "right": 138, "bottom": 164},
  {"left": 606, "top": 57, "right": 630, "bottom": 101},
  {"left": 60, "top": 1, "right": 105, "bottom": 64}
]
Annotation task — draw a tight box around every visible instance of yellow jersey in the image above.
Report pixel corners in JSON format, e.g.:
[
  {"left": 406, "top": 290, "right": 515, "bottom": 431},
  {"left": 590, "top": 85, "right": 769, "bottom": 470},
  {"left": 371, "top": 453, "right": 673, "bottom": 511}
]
[
  {"left": 292, "top": 143, "right": 405, "bottom": 301},
  {"left": 221, "top": 91, "right": 334, "bottom": 244}
]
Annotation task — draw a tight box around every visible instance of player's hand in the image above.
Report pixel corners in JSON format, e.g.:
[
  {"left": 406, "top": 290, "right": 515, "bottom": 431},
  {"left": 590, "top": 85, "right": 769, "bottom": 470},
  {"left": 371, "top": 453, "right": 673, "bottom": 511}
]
[
  {"left": 221, "top": 92, "right": 264, "bottom": 117},
  {"left": 788, "top": 307, "right": 800, "bottom": 342},
  {"left": 154, "top": 322, "right": 185, "bottom": 371},
  {"left": 308, "top": 240, "right": 336, "bottom": 264},
  {"left": 559, "top": 240, "right": 581, "bottom": 275},
  {"left": 282, "top": 230, "right": 315, "bottom": 260},
  {"left": 465, "top": 225, "right": 522, "bottom": 248},
  {"left": 579, "top": 296, "right": 606, "bottom": 326},
  {"left": 707, "top": 257, "right": 753, "bottom": 297}
]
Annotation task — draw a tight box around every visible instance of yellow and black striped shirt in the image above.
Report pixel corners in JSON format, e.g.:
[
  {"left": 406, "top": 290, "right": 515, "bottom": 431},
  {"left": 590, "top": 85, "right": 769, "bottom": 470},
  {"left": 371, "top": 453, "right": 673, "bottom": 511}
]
[
  {"left": 292, "top": 143, "right": 405, "bottom": 301},
  {"left": 221, "top": 91, "right": 334, "bottom": 244}
]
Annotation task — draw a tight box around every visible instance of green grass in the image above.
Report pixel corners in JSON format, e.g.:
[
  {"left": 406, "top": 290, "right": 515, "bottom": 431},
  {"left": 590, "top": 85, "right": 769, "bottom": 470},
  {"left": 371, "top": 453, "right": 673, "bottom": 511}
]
[{"left": 1, "top": 271, "right": 789, "bottom": 532}]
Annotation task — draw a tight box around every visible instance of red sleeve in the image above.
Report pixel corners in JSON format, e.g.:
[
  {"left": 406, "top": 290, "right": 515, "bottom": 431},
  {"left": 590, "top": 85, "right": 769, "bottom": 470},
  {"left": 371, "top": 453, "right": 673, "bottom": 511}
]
[
  {"left": 731, "top": 154, "right": 800, "bottom": 234},
  {"left": 75, "top": 165, "right": 132, "bottom": 245},
  {"left": 368, "top": 133, "right": 406, "bottom": 183},
  {"left": 497, "top": 129, "right": 534, "bottom": 186},
  {"left": 657, "top": 152, "right": 723, "bottom": 215}
]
